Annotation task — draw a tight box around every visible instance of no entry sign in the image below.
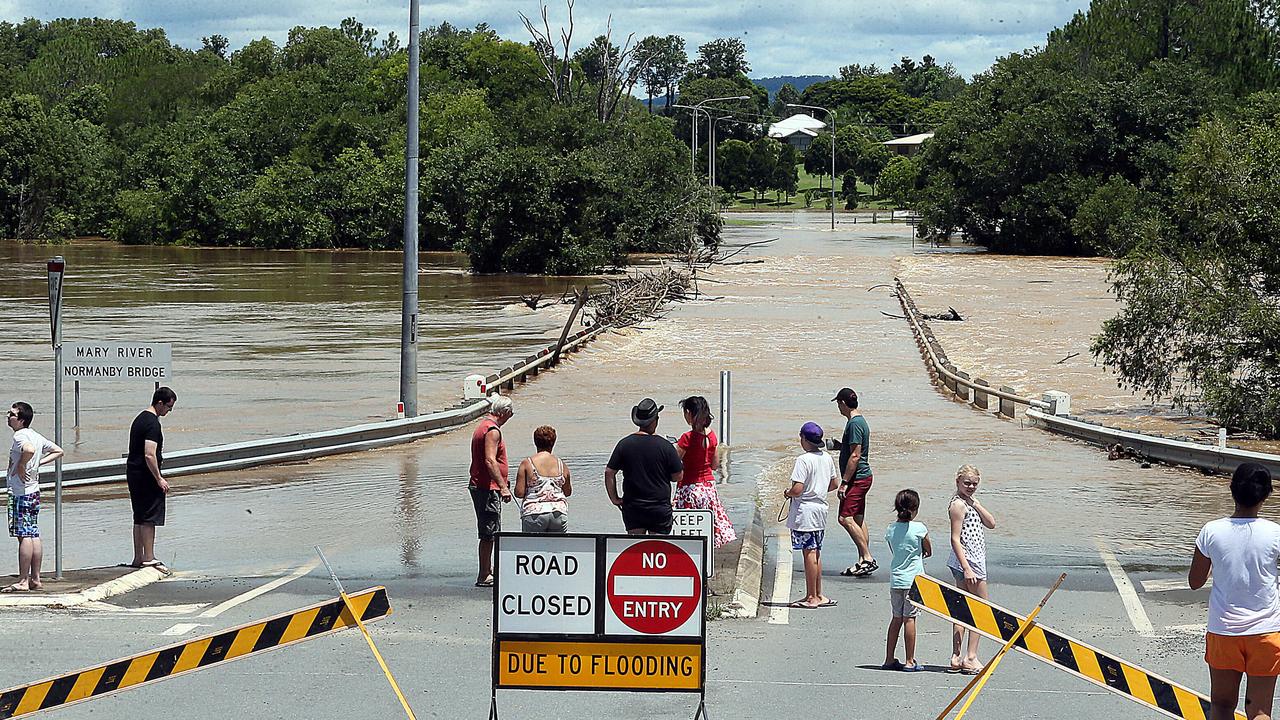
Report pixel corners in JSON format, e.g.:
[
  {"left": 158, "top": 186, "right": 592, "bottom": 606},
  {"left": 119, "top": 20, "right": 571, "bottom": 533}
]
[{"left": 605, "top": 537, "right": 704, "bottom": 637}]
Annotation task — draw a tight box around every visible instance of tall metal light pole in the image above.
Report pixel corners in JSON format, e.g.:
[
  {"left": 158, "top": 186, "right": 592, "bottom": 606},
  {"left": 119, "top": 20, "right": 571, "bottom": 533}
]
[
  {"left": 400, "top": 0, "right": 420, "bottom": 417},
  {"left": 673, "top": 104, "right": 708, "bottom": 176},
  {"left": 789, "top": 103, "right": 837, "bottom": 230}
]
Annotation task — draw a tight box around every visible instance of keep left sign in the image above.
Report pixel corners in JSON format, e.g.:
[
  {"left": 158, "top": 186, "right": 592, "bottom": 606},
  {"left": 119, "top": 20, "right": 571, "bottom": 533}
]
[{"left": 604, "top": 537, "right": 704, "bottom": 638}]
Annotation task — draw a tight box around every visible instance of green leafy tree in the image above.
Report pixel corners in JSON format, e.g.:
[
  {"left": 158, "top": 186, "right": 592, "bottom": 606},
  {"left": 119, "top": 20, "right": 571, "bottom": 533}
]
[
  {"left": 745, "top": 137, "right": 777, "bottom": 206},
  {"left": 689, "top": 38, "right": 749, "bottom": 80},
  {"left": 772, "top": 143, "right": 799, "bottom": 202},
  {"left": 876, "top": 155, "right": 921, "bottom": 208},
  {"left": 715, "top": 138, "right": 752, "bottom": 196},
  {"left": 1092, "top": 94, "right": 1280, "bottom": 436}
]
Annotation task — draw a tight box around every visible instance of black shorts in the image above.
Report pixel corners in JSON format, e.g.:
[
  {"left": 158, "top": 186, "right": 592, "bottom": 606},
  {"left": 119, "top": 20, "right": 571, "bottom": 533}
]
[
  {"left": 621, "top": 504, "right": 672, "bottom": 534},
  {"left": 470, "top": 487, "right": 502, "bottom": 540},
  {"left": 126, "top": 471, "right": 166, "bottom": 527}
]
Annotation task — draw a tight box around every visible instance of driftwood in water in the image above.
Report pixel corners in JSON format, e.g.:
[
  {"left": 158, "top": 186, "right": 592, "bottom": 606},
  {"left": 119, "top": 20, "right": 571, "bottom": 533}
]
[
  {"left": 922, "top": 306, "right": 964, "bottom": 321},
  {"left": 589, "top": 267, "right": 692, "bottom": 329}
]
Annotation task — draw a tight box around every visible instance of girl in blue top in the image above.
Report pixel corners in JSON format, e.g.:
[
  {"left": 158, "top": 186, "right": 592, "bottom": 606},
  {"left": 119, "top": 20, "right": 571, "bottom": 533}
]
[{"left": 883, "top": 489, "right": 931, "bottom": 671}]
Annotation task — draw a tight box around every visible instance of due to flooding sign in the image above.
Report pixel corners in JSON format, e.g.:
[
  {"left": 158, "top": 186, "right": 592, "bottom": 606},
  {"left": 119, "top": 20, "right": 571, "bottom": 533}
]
[{"left": 491, "top": 533, "right": 706, "bottom": 699}]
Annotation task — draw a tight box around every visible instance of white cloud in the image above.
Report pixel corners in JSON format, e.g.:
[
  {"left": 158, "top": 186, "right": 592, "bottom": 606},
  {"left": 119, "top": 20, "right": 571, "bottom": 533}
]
[{"left": 6, "top": 0, "right": 1089, "bottom": 77}]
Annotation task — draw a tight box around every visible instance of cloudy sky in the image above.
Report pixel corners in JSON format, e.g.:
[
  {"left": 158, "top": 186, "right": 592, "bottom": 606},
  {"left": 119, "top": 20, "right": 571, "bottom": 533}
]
[{"left": 5, "top": 0, "right": 1091, "bottom": 78}]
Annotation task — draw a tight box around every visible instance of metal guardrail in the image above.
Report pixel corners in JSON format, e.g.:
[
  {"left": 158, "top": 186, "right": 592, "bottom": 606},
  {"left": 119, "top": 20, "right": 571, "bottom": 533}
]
[
  {"left": 896, "top": 276, "right": 1280, "bottom": 476},
  {"left": 36, "top": 323, "right": 608, "bottom": 491},
  {"left": 895, "top": 278, "right": 1049, "bottom": 415},
  {"left": 1026, "top": 409, "right": 1280, "bottom": 477}
]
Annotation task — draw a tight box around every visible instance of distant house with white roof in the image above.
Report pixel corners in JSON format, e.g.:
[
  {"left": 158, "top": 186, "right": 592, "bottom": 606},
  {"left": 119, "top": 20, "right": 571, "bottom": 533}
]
[
  {"left": 767, "top": 113, "right": 827, "bottom": 152},
  {"left": 882, "top": 132, "right": 935, "bottom": 156}
]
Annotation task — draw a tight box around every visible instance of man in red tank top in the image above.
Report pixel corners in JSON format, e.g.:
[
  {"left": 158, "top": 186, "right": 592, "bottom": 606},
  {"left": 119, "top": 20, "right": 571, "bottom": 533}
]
[{"left": 469, "top": 395, "right": 513, "bottom": 587}]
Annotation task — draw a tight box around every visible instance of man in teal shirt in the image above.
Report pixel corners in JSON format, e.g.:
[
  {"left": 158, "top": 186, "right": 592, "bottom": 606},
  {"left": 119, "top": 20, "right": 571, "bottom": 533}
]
[{"left": 834, "top": 388, "right": 875, "bottom": 576}]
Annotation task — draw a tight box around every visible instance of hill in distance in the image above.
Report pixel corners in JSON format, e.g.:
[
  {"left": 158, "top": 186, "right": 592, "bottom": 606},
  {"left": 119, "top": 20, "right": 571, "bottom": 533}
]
[{"left": 752, "top": 75, "right": 834, "bottom": 99}]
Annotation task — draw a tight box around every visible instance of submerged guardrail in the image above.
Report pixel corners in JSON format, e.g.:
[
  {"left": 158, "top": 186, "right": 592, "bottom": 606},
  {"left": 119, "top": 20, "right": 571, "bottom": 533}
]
[
  {"left": 36, "top": 323, "right": 608, "bottom": 491},
  {"left": 895, "top": 277, "right": 1280, "bottom": 475}
]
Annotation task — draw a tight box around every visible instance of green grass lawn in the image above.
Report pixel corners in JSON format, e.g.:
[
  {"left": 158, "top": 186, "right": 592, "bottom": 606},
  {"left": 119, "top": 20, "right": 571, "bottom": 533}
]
[{"left": 721, "top": 164, "right": 895, "bottom": 211}]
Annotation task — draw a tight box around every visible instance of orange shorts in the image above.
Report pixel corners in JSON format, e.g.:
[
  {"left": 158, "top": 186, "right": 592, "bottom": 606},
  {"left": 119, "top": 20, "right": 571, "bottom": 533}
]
[{"left": 1206, "top": 632, "right": 1280, "bottom": 675}]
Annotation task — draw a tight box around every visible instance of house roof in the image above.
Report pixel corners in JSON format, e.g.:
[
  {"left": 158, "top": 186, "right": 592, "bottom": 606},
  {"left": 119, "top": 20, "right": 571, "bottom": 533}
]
[
  {"left": 882, "top": 132, "right": 936, "bottom": 146},
  {"left": 767, "top": 113, "right": 827, "bottom": 139}
]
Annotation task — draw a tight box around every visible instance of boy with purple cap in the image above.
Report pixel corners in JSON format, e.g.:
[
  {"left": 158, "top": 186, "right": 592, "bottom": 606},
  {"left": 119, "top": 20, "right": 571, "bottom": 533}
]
[{"left": 783, "top": 421, "right": 839, "bottom": 608}]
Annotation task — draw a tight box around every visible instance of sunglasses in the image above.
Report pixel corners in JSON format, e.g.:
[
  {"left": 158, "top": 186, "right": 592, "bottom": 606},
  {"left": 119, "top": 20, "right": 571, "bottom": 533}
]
[{"left": 5, "top": 411, "right": 16, "bottom": 418}]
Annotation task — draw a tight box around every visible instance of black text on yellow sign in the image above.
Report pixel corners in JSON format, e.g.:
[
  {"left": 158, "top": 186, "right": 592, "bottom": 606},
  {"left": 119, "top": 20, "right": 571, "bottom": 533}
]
[
  {"left": 909, "top": 574, "right": 1242, "bottom": 720},
  {"left": 497, "top": 641, "right": 702, "bottom": 692},
  {"left": 0, "top": 587, "right": 392, "bottom": 719}
]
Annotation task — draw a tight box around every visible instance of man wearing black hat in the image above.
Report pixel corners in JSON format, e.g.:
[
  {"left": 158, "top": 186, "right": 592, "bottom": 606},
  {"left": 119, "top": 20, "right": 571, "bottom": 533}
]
[{"left": 605, "top": 399, "right": 684, "bottom": 534}]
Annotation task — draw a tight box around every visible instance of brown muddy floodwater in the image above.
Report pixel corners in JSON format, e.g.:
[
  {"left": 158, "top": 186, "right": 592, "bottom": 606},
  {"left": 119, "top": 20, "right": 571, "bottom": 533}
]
[
  {"left": 3, "top": 219, "right": 1253, "bottom": 574},
  {"left": 896, "top": 254, "right": 1278, "bottom": 453},
  {"left": 0, "top": 241, "right": 588, "bottom": 462}
]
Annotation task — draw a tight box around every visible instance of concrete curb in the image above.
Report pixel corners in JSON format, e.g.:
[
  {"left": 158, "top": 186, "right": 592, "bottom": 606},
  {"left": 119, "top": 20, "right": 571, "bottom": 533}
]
[
  {"left": 725, "top": 500, "right": 766, "bottom": 619},
  {"left": 0, "top": 567, "right": 163, "bottom": 609}
]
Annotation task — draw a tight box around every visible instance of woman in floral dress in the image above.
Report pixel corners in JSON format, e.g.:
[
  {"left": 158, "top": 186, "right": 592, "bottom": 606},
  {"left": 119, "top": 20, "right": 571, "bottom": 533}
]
[{"left": 673, "top": 396, "right": 737, "bottom": 547}]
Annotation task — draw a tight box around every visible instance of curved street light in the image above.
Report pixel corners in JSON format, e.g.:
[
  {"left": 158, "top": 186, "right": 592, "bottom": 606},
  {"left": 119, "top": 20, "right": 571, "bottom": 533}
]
[{"left": 788, "top": 102, "right": 837, "bottom": 230}]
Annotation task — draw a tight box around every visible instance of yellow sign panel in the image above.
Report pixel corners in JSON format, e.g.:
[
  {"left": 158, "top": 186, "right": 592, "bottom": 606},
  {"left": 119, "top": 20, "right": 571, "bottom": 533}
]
[{"left": 497, "top": 641, "right": 701, "bottom": 691}]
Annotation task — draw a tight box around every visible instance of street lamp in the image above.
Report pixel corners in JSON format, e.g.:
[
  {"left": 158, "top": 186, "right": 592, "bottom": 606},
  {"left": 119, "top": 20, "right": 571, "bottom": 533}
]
[
  {"left": 672, "top": 104, "right": 710, "bottom": 175},
  {"left": 697, "top": 96, "right": 749, "bottom": 186},
  {"left": 400, "top": 0, "right": 421, "bottom": 416},
  {"left": 788, "top": 103, "right": 837, "bottom": 230}
]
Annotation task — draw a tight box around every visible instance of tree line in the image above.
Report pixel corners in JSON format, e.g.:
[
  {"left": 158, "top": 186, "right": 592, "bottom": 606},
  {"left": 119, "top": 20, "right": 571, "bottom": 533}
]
[
  {"left": 0, "top": 17, "right": 717, "bottom": 274},
  {"left": 902, "top": 0, "right": 1280, "bottom": 437}
]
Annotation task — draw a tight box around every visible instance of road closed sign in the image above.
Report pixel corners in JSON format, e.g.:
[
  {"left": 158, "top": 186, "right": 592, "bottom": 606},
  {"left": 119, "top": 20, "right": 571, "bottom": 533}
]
[
  {"left": 604, "top": 537, "right": 704, "bottom": 637},
  {"left": 491, "top": 532, "right": 708, "bottom": 714},
  {"left": 496, "top": 535, "right": 596, "bottom": 635}
]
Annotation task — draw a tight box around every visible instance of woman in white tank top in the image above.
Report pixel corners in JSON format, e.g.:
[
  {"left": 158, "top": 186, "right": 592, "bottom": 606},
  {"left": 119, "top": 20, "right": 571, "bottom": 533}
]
[{"left": 514, "top": 425, "right": 572, "bottom": 533}]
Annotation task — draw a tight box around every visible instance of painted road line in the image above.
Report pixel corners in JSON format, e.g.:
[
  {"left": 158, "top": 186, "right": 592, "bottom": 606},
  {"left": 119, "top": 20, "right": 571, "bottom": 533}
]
[
  {"left": 80, "top": 601, "right": 210, "bottom": 615},
  {"left": 160, "top": 623, "right": 204, "bottom": 636},
  {"left": 1097, "top": 543, "right": 1155, "bottom": 636},
  {"left": 910, "top": 574, "right": 1242, "bottom": 720},
  {"left": 1142, "top": 578, "right": 1209, "bottom": 593},
  {"left": 198, "top": 559, "right": 319, "bottom": 619},
  {"left": 0, "top": 587, "right": 392, "bottom": 719},
  {"left": 767, "top": 530, "right": 793, "bottom": 625},
  {"left": 715, "top": 679, "right": 1107, "bottom": 696}
]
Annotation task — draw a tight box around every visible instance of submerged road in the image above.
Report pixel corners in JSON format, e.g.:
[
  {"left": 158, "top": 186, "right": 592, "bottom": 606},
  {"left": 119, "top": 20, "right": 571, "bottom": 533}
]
[{"left": 0, "top": 215, "right": 1228, "bottom": 718}]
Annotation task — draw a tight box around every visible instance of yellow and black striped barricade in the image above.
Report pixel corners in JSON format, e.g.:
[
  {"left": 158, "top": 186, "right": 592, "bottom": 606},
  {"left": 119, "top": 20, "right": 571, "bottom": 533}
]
[
  {"left": 0, "top": 586, "right": 392, "bottom": 719},
  {"left": 910, "top": 574, "right": 1242, "bottom": 720}
]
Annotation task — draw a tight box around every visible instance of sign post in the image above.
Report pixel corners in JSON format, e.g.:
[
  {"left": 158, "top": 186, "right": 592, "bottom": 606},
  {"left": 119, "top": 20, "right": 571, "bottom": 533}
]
[
  {"left": 46, "top": 257, "right": 64, "bottom": 580},
  {"left": 491, "top": 533, "right": 708, "bottom": 719}
]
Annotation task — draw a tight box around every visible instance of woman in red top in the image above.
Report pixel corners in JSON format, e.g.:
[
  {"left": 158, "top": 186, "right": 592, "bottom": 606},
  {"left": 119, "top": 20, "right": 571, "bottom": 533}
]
[{"left": 674, "top": 396, "right": 737, "bottom": 547}]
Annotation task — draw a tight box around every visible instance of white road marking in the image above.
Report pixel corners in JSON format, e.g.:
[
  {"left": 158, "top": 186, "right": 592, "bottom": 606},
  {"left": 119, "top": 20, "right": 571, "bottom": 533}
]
[
  {"left": 161, "top": 623, "right": 204, "bottom": 636},
  {"left": 1141, "top": 577, "right": 1208, "bottom": 593},
  {"left": 768, "top": 530, "right": 793, "bottom": 625},
  {"left": 613, "top": 576, "right": 695, "bottom": 596},
  {"left": 1097, "top": 542, "right": 1155, "bottom": 637},
  {"left": 714, "top": 679, "right": 1107, "bottom": 696},
  {"left": 198, "top": 560, "right": 319, "bottom": 619}
]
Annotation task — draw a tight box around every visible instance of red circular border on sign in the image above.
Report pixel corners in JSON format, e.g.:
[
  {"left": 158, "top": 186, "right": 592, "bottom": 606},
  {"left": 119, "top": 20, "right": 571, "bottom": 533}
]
[{"left": 607, "top": 539, "right": 701, "bottom": 634}]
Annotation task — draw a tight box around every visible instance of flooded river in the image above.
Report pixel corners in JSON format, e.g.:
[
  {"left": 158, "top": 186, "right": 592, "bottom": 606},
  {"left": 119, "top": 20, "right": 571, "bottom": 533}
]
[
  {"left": 1, "top": 218, "right": 1255, "bottom": 574},
  {"left": 0, "top": 241, "right": 587, "bottom": 462}
]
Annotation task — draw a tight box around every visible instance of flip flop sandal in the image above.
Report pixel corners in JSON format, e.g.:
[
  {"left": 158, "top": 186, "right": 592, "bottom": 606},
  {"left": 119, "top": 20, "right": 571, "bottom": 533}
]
[
  {"left": 881, "top": 660, "right": 904, "bottom": 671},
  {"left": 787, "top": 600, "right": 819, "bottom": 609},
  {"left": 817, "top": 599, "right": 838, "bottom": 607},
  {"left": 474, "top": 577, "right": 495, "bottom": 587},
  {"left": 902, "top": 661, "right": 923, "bottom": 672},
  {"left": 961, "top": 665, "right": 984, "bottom": 675}
]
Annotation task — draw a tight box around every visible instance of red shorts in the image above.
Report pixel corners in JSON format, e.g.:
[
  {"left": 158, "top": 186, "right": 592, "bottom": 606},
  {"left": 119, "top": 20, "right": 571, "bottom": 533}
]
[
  {"left": 1206, "top": 632, "right": 1280, "bottom": 675},
  {"left": 838, "top": 475, "right": 873, "bottom": 518}
]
